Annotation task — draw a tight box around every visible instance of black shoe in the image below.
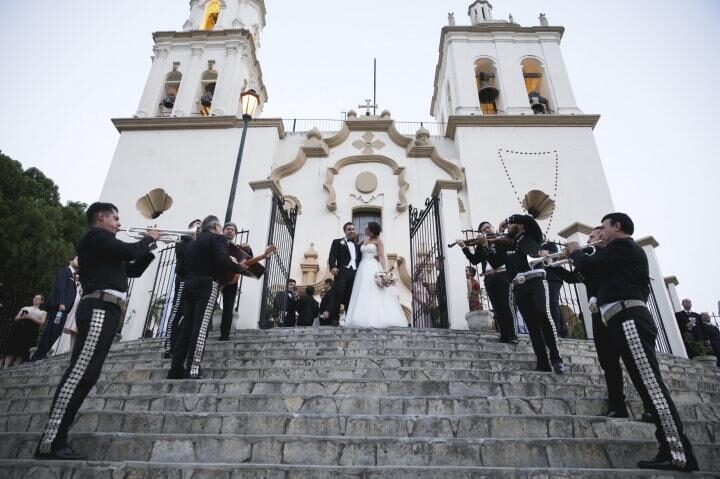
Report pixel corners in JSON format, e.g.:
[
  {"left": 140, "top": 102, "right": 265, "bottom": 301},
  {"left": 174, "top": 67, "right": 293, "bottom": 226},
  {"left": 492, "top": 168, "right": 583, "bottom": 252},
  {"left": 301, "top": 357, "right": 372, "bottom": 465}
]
[
  {"left": 552, "top": 362, "right": 566, "bottom": 375},
  {"left": 641, "top": 411, "right": 655, "bottom": 423},
  {"left": 218, "top": 336, "right": 229, "bottom": 341},
  {"left": 534, "top": 365, "right": 552, "bottom": 372},
  {"left": 637, "top": 453, "right": 699, "bottom": 472},
  {"left": 166, "top": 369, "right": 185, "bottom": 380},
  {"left": 162, "top": 351, "right": 172, "bottom": 360},
  {"left": 606, "top": 410, "right": 629, "bottom": 419},
  {"left": 508, "top": 338, "right": 519, "bottom": 345},
  {"left": 35, "top": 446, "right": 87, "bottom": 461}
]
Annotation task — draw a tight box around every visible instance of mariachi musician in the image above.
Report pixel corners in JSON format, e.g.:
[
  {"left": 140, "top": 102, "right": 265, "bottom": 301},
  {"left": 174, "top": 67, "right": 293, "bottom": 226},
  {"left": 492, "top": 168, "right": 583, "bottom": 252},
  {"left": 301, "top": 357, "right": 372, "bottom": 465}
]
[
  {"left": 455, "top": 221, "right": 518, "bottom": 344},
  {"left": 499, "top": 214, "right": 565, "bottom": 374},
  {"left": 163, "top": 218, "right": 201, "bottom": 359}
]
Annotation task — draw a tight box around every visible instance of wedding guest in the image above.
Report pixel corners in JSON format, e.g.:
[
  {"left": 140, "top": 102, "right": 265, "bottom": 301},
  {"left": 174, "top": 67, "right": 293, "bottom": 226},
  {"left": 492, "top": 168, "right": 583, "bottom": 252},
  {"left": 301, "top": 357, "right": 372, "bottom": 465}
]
[
  {"left": 466, "top": 266, "right": 482, "bottom": 311},
  {"left": 296, "top": 286, "right": 319, "bottom": 327},
  {"left": 3, "top": 294, "right": 47, "bottom": 368}
]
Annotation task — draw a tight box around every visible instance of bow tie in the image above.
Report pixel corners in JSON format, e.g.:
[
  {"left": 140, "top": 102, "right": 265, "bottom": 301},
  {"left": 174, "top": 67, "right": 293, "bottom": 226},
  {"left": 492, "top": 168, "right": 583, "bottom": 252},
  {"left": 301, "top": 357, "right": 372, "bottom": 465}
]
[{"left": 345, "top": 238, "right": 354, "bottom": 243}]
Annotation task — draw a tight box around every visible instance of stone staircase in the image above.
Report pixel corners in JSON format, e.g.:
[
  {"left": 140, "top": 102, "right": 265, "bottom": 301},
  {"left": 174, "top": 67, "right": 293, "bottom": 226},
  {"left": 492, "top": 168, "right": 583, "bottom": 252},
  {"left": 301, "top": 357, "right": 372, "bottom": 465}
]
[{"left": 1, "top": 327, "right": 719, "bottom": 478}]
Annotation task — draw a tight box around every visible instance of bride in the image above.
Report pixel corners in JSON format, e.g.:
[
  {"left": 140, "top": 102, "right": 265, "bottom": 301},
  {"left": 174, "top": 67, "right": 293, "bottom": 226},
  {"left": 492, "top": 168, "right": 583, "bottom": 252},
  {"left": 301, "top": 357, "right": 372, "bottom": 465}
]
[{"left": 344, "top": 222, "right": 408, "bottom": 328}]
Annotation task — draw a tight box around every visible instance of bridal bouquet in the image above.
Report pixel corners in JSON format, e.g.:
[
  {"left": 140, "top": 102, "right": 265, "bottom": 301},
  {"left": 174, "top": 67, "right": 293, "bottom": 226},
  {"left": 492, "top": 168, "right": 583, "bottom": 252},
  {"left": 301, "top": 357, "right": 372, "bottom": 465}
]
[{"left": 375, "top": 270, "right": 397, "bottom": 288}]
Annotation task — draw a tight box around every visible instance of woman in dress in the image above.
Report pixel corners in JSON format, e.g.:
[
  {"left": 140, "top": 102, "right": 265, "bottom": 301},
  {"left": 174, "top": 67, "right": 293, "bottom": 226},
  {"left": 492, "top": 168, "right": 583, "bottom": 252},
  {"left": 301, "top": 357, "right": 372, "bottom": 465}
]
[
  {"left": 50, "top": 272, "right": 81, "bottom": 356},
  {"left": 3, "top": 294, "right": 47, "bottom": 368},
  {"left": 344, "top": 222, "right": 408, "bottom": 328}
]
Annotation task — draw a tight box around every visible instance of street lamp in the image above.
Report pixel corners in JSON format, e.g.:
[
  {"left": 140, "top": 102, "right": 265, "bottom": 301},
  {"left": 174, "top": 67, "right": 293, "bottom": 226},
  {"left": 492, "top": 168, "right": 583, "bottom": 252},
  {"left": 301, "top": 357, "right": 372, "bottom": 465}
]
[{"left": 224, "top": 89, "right": 261, "bottom": 224}]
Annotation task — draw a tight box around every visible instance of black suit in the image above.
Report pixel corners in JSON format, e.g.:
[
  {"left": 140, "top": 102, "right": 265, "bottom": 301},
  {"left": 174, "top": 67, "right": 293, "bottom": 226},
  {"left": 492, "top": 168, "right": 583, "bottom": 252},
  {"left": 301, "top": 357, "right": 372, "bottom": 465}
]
[
  {"left": 327, "top": 238, "right": 361, "bottom": 326},
  {"left": 319, "top": 290, "right": 333, "bottom": 326},
  {"left": 296, "top": 294, "right": 319, "bottom": 327},
  {"left": 33, "top": 266, "right": 77, "bottom": 360},
  {"left": 272, "top": 290, "right": 298, "bottom": 327},
  {"left": 675, "top": 310, "right": 701, "bottom": 335}
]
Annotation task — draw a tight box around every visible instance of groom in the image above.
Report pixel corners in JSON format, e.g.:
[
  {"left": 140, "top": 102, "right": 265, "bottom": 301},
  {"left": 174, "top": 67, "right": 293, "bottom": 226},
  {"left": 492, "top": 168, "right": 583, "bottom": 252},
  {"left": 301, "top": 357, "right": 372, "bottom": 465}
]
[{"left": 327, "top": 222, "right": 361, "bottom": 326}]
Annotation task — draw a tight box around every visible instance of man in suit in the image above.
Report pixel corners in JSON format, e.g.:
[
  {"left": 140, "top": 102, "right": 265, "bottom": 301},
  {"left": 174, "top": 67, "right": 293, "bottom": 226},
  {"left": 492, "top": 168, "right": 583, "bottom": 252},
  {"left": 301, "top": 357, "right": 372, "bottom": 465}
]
[
  {"left": 272, "top": 279, "right": 298, "bottom": 327},
  {"left": 319, "top": 278, "right": 334, "bottom": 326},
  {"left": 327, "top": 222, "right": 361, "bottom": 326},
  {"left": 296, "top": 286, "right": 320, "bottom": 327},
  {"left": 675, "top": 299, "right": 701, "bottom": 336},
  {"left": 32, "top": 257, "right": 79, "bottom": 361}
]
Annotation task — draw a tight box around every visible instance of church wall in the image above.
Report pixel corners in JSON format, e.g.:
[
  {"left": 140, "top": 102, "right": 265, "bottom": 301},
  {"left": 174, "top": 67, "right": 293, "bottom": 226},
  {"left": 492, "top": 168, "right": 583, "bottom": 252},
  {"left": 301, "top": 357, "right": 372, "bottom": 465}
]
[
  {"left": 455, "top": 126, "right": 614, "bottom": 238},
  {"left": 100, "top": 126, "right": 281, "bottom": 339}
]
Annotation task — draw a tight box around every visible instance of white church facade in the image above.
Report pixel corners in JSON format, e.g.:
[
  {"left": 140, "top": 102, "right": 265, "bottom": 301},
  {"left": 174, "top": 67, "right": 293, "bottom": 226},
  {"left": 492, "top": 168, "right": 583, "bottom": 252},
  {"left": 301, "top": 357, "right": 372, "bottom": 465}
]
[{"left": 100, "top": 0, "right": 687, "bottom": 357}]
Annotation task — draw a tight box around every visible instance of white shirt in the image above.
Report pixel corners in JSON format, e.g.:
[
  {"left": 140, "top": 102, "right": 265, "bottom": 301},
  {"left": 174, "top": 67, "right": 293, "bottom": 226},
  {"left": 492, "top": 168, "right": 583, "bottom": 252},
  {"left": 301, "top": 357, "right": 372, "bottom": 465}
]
[{"left": 345, "top": 238, "right": 357, "bottom": 270}]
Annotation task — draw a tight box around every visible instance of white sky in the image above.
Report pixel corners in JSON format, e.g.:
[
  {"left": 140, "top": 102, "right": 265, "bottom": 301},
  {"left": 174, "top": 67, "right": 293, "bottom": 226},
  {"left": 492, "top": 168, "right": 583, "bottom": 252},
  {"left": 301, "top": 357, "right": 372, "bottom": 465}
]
[{"left": 0, "top": 1, "right": 718, "bottom": 313}]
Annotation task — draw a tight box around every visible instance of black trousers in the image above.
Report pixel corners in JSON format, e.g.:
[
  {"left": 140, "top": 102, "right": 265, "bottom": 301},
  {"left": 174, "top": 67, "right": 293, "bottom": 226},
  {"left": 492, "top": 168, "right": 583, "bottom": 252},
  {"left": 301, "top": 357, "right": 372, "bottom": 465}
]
[
  {"left": 221, "top": 284, "right": 238, "bottom": 338},
  {"left": 511, "top": 277, "right": 561, "bottom": 368},
  {"left": 608, "top": 308, "right": 696, "bottom": 468},
  {"left": 32, "top": 306, "right": 66, "bottom": 360},
  {"left": 163, "top": 279, "right": 185, "bottom": 355},
  {"left": 547, "top": 280, "right": 568, "bottom": 338},
  {"left": 170, "top": 277, "right": 220, "bottom": 378},
  {"left": 591, "top": 313, "right": 626, "bottom": 413},
  {"left": 484, "top": 273, "right": 516, "bottom": 341},
  {"left": 36, "top": 298, "right": 120, "bottom": 453},
  {"left": 328, "top": 267, "right": 356, "bottom": 326}
]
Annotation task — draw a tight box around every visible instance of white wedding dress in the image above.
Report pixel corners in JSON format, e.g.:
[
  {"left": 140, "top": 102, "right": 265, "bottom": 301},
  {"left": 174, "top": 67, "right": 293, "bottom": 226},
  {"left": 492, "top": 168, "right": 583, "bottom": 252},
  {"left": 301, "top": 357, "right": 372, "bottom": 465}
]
[{"left": 344, "top": 243, "right": 408, "bottom": 328}]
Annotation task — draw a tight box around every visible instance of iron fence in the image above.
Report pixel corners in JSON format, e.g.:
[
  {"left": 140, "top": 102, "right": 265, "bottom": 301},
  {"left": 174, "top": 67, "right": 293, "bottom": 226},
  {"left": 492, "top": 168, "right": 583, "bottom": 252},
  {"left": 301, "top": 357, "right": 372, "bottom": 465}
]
[
  {"left": 647, "top": 286, "right": 672, "bottom": 354},
  {"left": 281, "top": 118, "right": 447, "bottom": 137},
  {"left": 409, "top": 196, "right": 449, "bottom": 329},
  {"left": 259, "top": 196, "right": 298, "bottom": 329},
  {"left": 141, "top": 231, "right": 249, "bottom": 339}
]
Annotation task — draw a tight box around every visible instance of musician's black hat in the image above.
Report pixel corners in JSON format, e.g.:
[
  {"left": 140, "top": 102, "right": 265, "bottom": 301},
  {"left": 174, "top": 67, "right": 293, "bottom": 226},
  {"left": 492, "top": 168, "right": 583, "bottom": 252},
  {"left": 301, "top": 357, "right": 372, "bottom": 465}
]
[{"left": 477, "top": 221, "right": 491, "bottom": 231}]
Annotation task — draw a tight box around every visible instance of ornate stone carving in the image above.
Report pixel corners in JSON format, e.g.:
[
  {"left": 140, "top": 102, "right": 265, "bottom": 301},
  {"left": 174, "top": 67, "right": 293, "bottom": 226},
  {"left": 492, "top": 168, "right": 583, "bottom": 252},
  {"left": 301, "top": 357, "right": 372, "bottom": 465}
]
[
  {"left": 414, "top": 126, "right": 431, "bottom": 147},
  {"left": 352, "top": 132, "right": 386, "bottom": 155},
  {"left": 302, "top": 128, "right": 329, "bottom": 157},
  {"left": 300, "top": 243, "right": 320, "bottom": 285},
  {"left": 355, "top": 172, "right": 378, "bottom": 193}
]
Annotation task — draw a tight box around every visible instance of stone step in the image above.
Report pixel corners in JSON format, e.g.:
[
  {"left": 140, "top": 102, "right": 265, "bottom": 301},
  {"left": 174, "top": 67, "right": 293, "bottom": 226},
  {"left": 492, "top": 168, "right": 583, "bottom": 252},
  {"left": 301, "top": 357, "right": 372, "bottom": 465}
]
[
  {"left": 3, "top": 377, "right": 717, "bottom": 404},
  {"left": 1, "top": 461, "right": 717, "bottom": 479},
  {"left": 3, "top": 365, "right": 715, "bottom": 397},
  {"left": 2, "top": 432, "right": 719, "bottom": 470},
  {"left": 3, "top": 352, "right": 715, "bottom": 385},
  {"left": 2, "top": 410, "right": 716, "bottom": 443},
  {"left": 3, "top": 393, "right": 718, "bottom": 423},
  {"left": 0, "top": 461, "right": 717, "bottom": 479}
]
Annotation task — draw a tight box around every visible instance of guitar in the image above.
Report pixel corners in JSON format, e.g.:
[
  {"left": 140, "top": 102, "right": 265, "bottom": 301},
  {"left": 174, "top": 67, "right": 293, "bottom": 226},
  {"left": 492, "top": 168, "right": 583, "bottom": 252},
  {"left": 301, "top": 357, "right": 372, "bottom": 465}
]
[{"left": 226, "top": 244, "right": 277, "bottom": 283}]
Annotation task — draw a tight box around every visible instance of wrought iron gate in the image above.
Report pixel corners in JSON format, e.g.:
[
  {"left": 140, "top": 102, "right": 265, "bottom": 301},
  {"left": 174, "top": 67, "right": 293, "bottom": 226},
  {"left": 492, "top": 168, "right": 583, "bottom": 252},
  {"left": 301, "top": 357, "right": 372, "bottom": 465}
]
[
  {"left": 141, "top": 229, "right": 249, "bottom": 338},
  {"left": 409, "top": 196, "right": 448, "bottom": 328},
  {"left": 259, "top": 195, "right": 298, "bottom": 329}
]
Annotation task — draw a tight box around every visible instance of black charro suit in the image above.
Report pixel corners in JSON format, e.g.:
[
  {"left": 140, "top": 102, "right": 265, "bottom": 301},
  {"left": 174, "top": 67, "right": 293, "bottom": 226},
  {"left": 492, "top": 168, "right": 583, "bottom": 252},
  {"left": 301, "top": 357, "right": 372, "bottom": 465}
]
[{"left": 327, "top": 237, "right": 361, "bottom": 326}]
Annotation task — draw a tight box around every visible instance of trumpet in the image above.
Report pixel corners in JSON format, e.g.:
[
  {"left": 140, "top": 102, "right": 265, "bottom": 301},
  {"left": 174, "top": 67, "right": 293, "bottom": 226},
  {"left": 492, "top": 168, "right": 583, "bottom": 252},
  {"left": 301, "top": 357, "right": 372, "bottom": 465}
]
[
  {"left": 448, "top": 233, "right": 509, "bottom": 248},
  {"left": 529, "top": 243, "right": 599, "bottom": 269},
  {"left": 121, "top": 226, "right": 199, "bottom": 242}
]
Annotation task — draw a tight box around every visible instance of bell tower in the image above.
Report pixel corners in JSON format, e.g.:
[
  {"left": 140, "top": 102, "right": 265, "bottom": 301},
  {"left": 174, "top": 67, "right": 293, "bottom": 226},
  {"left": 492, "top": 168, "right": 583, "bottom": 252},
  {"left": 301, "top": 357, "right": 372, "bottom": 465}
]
[
  {"left": 431, "top": 2, "right": 582, "bottom": 120},
  {"left": 134, "top": 0, "right": 267, "bottom": 118}
]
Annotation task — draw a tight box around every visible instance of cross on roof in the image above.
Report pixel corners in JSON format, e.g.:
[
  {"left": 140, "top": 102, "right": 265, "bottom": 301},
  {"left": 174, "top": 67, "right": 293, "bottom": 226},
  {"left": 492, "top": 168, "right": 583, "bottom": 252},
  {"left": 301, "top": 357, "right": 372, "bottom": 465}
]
[{"left": 358, "top": 99, "right": 378, "bottom": 116}]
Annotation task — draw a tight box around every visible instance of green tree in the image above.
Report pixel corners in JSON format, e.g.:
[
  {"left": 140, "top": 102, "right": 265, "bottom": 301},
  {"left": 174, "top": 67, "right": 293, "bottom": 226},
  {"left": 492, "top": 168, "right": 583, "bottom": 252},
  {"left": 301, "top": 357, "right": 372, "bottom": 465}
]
[{"left": 0, "top": 150, "right": 86, "bottom": 301}]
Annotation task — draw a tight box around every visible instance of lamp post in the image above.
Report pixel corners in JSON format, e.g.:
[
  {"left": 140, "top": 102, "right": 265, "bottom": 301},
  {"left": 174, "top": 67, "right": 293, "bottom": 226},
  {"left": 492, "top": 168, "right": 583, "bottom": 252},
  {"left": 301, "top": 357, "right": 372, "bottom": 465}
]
[{"left": 224, "top": 89, "right": 260, "bottom": 224}]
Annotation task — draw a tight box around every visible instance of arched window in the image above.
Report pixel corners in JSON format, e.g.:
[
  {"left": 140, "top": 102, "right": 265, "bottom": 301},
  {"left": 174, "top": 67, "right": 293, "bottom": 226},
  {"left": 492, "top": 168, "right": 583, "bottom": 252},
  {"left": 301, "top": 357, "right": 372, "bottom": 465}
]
[
  {"left": 198, "top": 64, "right": 218, "bottom": 116},
  {"left": 159, "top": 63, "right": 182, "bottom": 116},
  {"left": 474, "top": 58, "right": 501, "bottom": 115},
  {"left": 522, "top": 58, "right": 552, "bottom": 114},
  {"left": 202, "top": 1, "right": 221, "bottom": 31}
]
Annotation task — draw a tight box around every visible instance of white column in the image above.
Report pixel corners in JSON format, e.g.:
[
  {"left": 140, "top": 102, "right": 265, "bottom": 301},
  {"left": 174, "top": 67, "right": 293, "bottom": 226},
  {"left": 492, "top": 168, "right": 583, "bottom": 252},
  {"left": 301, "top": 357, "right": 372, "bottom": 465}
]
[
  {"left": 637, "top": 237, "right": 688, "bottom": 358},
  {"left": 172, "top": 45, "right": 204, "bottom": 117},
  {"left": 235, "top": 180, "right": 282, "bottom": 329},
  {"left": 495, "top": 38, "right": 533, "bottom": 115},
  {"left": 211, "top": 44, "right": 240, "bottom": 116},
  {"left": 664, "top": 276, "right": 682, "bottom": 313},
  {"left": 119, "top": 265, "right": 158, "bottom": 341},
  {"left": 135, "top": 46, "right": 170, "bottom": 118},
  {"left": 433, "top": 180, "right": 469, "bottom": 330}
]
